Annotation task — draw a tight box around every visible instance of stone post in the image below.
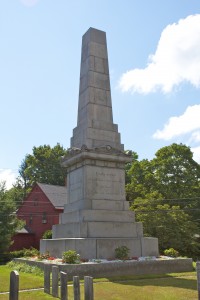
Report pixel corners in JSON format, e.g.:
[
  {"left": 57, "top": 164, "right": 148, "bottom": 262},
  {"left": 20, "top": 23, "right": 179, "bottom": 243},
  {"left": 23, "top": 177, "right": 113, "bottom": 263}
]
[
  {"left": 197, "top": 261, "right": 200, "bottom": 299},
  {"left": 44, "top": 264, "right": 51, "bottom": 294},
  {"left": 52, "top": 266, "right": 59, "bottom": 297},
  {"left": 73, "top": 276, "right": 80, "bottom": 300},
  {"left": 84, "top": 276, "right": 93, "bottom": 300},
  {"left": 9, "top": 270, "right": 19, "bottom": 300},
  {"left": 60, "top": 271, "right": 68, "bottom": 300}
]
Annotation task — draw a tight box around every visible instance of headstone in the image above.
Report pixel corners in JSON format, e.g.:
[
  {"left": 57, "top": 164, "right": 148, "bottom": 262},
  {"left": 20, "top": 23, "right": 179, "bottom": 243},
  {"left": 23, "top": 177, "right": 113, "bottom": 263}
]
[
  {"left": 40, "top": 27, "right": 159, "bottom": 259},
  {"left": 84, "top": 276, "right": 94, "bottom": 300},
  {"left": 60, "top": 271, "right": 68, "bottom": 300},
  {"left": 52, "top": 266, "right": 59, "bottom": 297},
  {"left": 73, "top": 276, "right": 80, "bottom": 300},
  {"left": 9, "top": 270, "right": 19, "bottom": 300},
  {"left": 44, "top": 264, "right": 51, "bottom": 294}
]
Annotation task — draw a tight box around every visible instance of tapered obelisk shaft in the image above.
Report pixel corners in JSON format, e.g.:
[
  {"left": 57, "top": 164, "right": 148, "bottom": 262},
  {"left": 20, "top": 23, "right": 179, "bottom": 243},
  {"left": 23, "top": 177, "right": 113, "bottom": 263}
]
[{"left": 71, "top": 28, "right": 123, "bottom": 151}]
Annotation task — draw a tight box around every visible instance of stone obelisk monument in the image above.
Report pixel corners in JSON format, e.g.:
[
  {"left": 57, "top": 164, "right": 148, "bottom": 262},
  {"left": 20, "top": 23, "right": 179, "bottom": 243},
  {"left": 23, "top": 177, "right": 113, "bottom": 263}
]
[{"left": 40, "top": 28, "right": 158, "bottom": 259}]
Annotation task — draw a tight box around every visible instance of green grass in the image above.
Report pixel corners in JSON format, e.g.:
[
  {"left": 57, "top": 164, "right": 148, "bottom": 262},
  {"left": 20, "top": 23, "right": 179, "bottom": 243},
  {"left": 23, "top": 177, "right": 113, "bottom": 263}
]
[{"left": 0, "top": 265, "right": 198, "bottom": 299}]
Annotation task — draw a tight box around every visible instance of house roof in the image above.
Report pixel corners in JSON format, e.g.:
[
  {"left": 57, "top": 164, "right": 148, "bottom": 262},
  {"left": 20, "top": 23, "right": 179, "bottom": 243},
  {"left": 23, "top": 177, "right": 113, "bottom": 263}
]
[
  {"left": 37, "top": 183, "right": 67, "bottom": 209},
  {"left": 16, "top": 226, "right": 34, "bottom": 234}
]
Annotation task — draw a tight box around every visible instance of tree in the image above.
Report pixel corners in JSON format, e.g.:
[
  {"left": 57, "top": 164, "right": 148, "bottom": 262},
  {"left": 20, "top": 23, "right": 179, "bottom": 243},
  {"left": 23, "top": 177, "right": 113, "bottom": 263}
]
[
  {"left": 7, "top": 178, "right": 26, "bottom": 208},
  {"left": 127, "top": 143, "right": 200, "bottom": 257},
  {"left": 0, "top": 182, "right": 24, "bottom": 254},
  {"left": 126, "top": 159, "right": 157, "bottom": 201},
  {"left": 19, "top": 144, "right": 68, "bottom": 190},
  {"left": 152, "top": 143, "right": 200, "bottom": 200},
  {"left": 124, "top": 150, "right": 138, "bottom": 185},
  {"left": 131, "top": 195, "right": 200, "bottom": 258},
  {"left": 127, "top": 143, "right": 200, "bottom": 213}
]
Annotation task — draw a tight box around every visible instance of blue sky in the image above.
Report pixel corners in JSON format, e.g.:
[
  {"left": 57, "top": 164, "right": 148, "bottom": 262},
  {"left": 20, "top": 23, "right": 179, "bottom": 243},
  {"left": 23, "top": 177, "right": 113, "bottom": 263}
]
[{"left": 1, "top": 0, "right": 200, "bottom": 188}]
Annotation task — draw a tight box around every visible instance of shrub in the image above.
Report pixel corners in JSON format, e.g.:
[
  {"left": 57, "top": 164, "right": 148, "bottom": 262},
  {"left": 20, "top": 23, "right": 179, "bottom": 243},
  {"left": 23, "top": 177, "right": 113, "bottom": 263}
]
[
  {"left": 6, "top": 261, "right": 43, "bottom": 276},
  {"left": 115, "top": 246, "right": 130, "bottom": 260},
  {"left": 62, "top": 250, "right": 80, "bottom": 264},
  {"left": 164, "top": 248, "right": 179, "bottom": 258},
  {"left": 22, "top": 247, "right": 39, "bottom": 257},
  {"left": 42, "top": 230, "right": 52, "bottom": 239},
  {"left": 7, "top": 247, "right": 39, "bottom": 261}
]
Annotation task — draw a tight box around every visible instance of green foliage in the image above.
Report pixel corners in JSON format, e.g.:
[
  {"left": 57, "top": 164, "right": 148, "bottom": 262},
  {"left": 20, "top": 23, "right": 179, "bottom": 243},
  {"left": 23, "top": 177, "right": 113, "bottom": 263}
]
[
  {"left": 42, "top": 230, "right": 52, "bottom": 239},
  {"left": 23, "top": 247, "right": 39, "bottom": 257},
  {"left": 126, "top": 159, "right": 157, "bottom": 201},
  {"left": 127, "top": 143, "right": 200, "bottom": 204},
  {"left": 8, "top": 248, "right": 39, "bottom": 261},
  {"left": 131, "top": 197, "right": 200, "bottom": 258},
  {"left": 152, "top": 143, "right": 200, "bottom": 200},
  {"left": 115, "top": 246, "right": 130, "bottom": 260},
  {"left": 127, "top": 143, "right": 200, "bottom": 258},
  {"left": 62, "top": 250, "right": 80, "bottom": 264},
  {"left": 6, "top": 261, "right": 43, "bottom": 276},
  {"left": 164, "top": 248, "right": 179, "bottom": 258},
  {"left": 125, "top": 150, "right": 139, "bottom": 185},
  {"left": 6, "top": 179, "right": 27, "bottom": 208},
  {"left": 0, "top": 182, "right": 24, "bottom": 255},
  {"left": 19, "top": 143, "right": 68, "bottom": 189}
]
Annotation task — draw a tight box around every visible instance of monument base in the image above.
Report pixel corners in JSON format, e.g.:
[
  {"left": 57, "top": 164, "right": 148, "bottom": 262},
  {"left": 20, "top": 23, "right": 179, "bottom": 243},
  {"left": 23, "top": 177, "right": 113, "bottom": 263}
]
[
  {"left": 40, "top": 237, "right": 159, "bottom": 259},
  {"left": 14, "top": 257, "right": 194, "bottom": 280}
]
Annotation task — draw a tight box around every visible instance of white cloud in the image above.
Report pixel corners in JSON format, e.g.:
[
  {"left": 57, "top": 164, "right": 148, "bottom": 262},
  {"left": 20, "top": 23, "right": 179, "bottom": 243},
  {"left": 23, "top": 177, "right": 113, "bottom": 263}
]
[
  {"left": 153, "top": 105, "right": 200, "bottom": 140},
  {"left": 0, "top": 169, "right": 17, "bottom": 190},
  {"left": 20, "top": 0, "right": 39, "bottom": 7},
  {"left": 119, "top": 14, "right": 200, "bottom": 94},
  {"left": 191, "top": 146, "right": 200, "bottom": 163},
  {"left": 189, "top": 131, "right": 200, "bottom": 143}
]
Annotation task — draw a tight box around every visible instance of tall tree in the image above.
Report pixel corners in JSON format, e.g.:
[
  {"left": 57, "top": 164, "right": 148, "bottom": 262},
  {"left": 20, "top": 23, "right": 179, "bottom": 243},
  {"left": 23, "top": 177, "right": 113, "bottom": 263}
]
[
  {"left": 126, "top": 159, "right": 157, "bottom": 201},
  {"left": 152, "top": 143, "right": 200, "bottom": 199},
  {"left": 0, "top": 182, "right": 24, "bottom": 254},
  {"left": 127, "top": 143, "right": 200, "bottom": 257},
  {"left": 124, "top": 150, "right": 138, "bottom": 185},
  {"left": 131, "top": 195, "right": 200, "bottom": 258},
  {"left": 127, "top": 143, "right": 200, "bottom": 206},
  {"left": 19, "top": 144, "right": 68, "bottom": 189}
]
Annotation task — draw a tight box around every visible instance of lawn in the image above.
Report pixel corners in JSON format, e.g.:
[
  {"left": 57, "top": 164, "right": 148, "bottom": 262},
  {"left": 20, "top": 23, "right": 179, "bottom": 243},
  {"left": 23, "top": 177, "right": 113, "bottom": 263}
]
[{"left": 0, "top": 265, "right": 198, "bottom": 299}]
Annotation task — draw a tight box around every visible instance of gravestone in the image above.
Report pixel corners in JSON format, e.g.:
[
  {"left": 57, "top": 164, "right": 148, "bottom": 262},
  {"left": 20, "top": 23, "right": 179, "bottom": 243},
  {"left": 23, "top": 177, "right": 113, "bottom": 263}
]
[{"left": 40, "top": 27, "right": 158, "bottom": 259}]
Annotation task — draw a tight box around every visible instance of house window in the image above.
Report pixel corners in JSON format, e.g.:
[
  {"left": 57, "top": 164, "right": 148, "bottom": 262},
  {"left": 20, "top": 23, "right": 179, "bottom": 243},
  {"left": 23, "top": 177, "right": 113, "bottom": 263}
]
[
  {"left": 42, "top": 212, "right": 47, "bottom": 224},
  {"left": 34, "top": 198, "right": 38, "bottom": 206},
  {"left": 29, "top": 214, "right": 33, "bottom": 225}
]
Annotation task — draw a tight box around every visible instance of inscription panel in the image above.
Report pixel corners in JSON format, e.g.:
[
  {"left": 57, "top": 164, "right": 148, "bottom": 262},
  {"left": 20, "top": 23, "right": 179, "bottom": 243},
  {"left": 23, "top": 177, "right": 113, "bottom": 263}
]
[{"left": 86, "top": 166, "right": 126, "bottom": 201}]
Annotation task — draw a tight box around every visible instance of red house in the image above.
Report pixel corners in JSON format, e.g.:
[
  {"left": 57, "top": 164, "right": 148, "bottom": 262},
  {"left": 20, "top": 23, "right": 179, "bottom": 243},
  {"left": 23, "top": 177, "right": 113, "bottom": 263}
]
[{"left": 11, "top": 183, "right": 67, "bottom": 250}]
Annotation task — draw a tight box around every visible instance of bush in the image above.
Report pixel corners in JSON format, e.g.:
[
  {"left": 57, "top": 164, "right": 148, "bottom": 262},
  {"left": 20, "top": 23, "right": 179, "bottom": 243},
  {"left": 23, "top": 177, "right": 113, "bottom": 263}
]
[
  {"left": 42, "top": 230, "right": 52, "bottom": 239},
  {"left": 115, "top": 246, "right": 130, "bottom": 260},
  {"left": 62, "top": 250, "right": 80, "bottom": 264},
  {"left": 9, "top": 249, "right": 25, "bottom": 259},
  {"left": 6, "top": 261, "right": 43, "bottom": 276},
  {"left": 22, "top": 247, "right": 39, "bottom": 257},
  {"left": 164, "top": 248, "right": 179, "bottom": 258},
  {"left": 4, "top": 247, "right": 39, "bottom": 262}
]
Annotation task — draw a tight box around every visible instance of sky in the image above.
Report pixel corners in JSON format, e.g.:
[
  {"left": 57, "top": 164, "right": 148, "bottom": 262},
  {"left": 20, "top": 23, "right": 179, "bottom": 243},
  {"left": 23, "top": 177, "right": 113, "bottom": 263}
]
[{"left": 1, "top": 0, "right": 200, "bottom": 189}]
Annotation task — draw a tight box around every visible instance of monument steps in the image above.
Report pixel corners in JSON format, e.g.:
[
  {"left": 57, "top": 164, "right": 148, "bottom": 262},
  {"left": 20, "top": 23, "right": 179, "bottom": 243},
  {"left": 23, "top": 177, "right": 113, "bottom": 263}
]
[
  {"left": 41, "top": 237, "right": 158, "bottom": 259},
  {"left": 52, "top": 220, "right": 143, "bottom": 238},
  {"left": 59, "top": 209, "right": 136, "bottom": 223},
  {"left": 62, "top": 199, "right": 130, "bottom": 212}
]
